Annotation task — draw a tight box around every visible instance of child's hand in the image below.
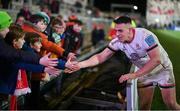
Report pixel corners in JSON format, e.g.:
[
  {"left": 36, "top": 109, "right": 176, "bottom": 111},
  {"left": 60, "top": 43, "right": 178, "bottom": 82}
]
[
  {"left": 44, "top": 66, "right": 61, "bottom": 76},
  {"left": 39, "top": 52, "right": 58, "bottom": 67},
  {"left": 67, "top": 52, "right": 76, "bottom": 61}
]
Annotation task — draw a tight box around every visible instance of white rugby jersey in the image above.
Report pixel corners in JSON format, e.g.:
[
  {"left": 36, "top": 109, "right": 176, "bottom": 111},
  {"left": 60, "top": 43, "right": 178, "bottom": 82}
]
[{"left": 108, "top": 28, "right": 171, "bottom": 69}]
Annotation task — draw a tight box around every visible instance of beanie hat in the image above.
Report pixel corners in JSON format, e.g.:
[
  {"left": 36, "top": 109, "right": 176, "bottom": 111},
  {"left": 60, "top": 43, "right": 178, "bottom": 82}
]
[
  {"left": 0, "top": 11, "right": 12, "bottom": 30},
  {"left": 35, "top": 12, "right": 50, "bottom": 24}
]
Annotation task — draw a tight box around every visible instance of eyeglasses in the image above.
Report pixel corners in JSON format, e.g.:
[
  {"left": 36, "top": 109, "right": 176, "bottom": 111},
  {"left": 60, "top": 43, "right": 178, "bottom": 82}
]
[{"left": 43, "top": 20, "right": 48, "bottom": 25}]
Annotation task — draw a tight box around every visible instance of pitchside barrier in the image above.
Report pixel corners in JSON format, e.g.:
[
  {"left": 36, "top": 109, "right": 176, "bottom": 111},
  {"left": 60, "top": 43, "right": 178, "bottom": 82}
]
[{"left": 127, "top": 65, "right": 138, "bottom": 110}]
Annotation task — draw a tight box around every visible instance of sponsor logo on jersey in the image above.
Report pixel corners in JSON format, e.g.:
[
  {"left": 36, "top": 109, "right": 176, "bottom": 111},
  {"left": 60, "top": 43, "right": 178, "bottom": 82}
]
[{"left": 145, "top": 35, "right": 156, "bottom": 46}]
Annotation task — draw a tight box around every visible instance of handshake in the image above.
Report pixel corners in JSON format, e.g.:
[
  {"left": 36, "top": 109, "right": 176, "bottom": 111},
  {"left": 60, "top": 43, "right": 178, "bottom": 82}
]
[
  {"left": 64, "top": 54, "right": 81, "bottom": 74},
  {"left": 41, "top": 52, "right": 81, "bottom": 76}
]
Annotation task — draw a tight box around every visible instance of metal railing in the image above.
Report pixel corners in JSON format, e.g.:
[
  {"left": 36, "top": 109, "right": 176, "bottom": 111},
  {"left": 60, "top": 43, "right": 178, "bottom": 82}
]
[{"left": 126, "top": 65, "right": 138, "bottom": 110}]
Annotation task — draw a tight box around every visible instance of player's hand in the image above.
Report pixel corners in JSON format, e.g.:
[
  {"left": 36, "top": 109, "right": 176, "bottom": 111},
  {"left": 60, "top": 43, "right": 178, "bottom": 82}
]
[
  {"left": 65, "top": 56, "right": 79, "bottom": 70},
  {"left": 64, "top": 68, "right": 74, "bottom": 73},
  {"left": 64, "top": 62, "right": 81, "bottom": 73},
  {"left": 119, "top": 73, "right": 137, "bottom": 83}
]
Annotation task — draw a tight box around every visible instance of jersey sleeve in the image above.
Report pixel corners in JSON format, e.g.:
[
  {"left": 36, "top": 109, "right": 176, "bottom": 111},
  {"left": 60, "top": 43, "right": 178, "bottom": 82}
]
[
  {"left": 142, "top": 34, "right": 158, "bottom": 52},
  {"left": 108, "top": 38, "right": 121, "bottom": 52}
]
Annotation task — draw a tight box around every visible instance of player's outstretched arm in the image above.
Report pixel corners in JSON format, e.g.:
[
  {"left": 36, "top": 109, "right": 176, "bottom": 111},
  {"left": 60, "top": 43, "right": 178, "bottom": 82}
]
[
  {"left": 65, "top": 48, "right": 115, "bottom": 73},
  {"left": 78, "top": 48, "right": 115, "bottom": 68}
]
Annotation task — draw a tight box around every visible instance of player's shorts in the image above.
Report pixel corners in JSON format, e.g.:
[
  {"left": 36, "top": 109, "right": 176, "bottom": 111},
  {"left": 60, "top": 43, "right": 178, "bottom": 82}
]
[{"left": 137, "top": 63, "right": 175, "bottom": 89}]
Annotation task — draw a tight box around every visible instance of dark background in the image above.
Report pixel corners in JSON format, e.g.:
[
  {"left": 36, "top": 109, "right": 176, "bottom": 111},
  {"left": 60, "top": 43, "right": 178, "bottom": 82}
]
[{"left": 93, "top": 0, "right": 147, "bottom": 16}]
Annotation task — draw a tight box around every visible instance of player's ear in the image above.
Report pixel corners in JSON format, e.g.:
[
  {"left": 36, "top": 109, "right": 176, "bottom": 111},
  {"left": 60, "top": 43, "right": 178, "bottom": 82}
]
[
  {"left": 130, "top": 27, "right": 133, "bottom": 30},
  {"left": 126, "top": 23, "right": 131, "bottom": 29}
]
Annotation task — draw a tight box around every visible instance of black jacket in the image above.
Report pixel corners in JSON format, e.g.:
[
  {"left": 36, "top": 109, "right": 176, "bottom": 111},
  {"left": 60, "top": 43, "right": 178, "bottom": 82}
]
[
  {"left": 0, "top": 35, "right": 43, "bottom": 95},
  {"left": 63, "top": 27, "right": 83, "bottom": 54}
]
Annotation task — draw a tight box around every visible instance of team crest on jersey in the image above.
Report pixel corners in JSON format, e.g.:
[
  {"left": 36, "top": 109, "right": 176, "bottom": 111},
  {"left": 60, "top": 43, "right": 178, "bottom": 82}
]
[
  {"left": 145, "top": 35, "right": 156, "bottom": 46},
  {"left": 136, "top": 43, "right": 141, "bottom": 49}
]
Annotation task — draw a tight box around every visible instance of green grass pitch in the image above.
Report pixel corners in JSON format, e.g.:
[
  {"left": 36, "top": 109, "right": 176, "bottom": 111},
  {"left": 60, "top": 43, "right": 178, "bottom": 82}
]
[{"left": 150, "top": 29, "right": 180, "bottom": 110}]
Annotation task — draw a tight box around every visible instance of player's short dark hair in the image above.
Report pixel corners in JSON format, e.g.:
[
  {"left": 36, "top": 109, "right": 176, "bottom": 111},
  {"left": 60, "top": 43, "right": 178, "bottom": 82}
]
[{"left": 113, "top": 16, "right": 132, "bottom": 24}]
